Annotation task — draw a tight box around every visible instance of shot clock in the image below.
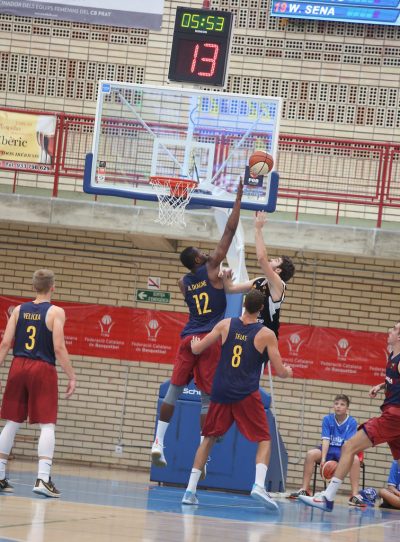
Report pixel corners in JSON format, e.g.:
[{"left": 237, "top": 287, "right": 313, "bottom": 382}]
[{"left": 168, "top": 7, "right": 234, "bottom": 87}]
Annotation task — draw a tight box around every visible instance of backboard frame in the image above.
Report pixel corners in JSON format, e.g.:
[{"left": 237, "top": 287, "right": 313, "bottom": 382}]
[{"left": 83, "top": 81, "right": 282, "bottom": 212}]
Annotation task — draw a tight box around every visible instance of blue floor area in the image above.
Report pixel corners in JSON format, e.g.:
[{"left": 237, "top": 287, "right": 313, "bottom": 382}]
[{"left": 4, "top": 470, "right": 399, "bottom": 532}]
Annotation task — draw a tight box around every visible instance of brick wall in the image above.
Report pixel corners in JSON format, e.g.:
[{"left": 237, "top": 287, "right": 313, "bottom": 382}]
[
  {"left": 0, "top": 1, "right": 399, "bottom": 139},
  {"left": 0, "top": 222, "right": 396, "bottom": 492}
]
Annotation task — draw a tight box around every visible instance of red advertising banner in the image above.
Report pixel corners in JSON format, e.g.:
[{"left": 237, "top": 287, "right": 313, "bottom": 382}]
[
  {"left": 0, "top": 296, "right": 387, "bottom": 386},
  {"left": 278, "top": 323, "right": 387, "bottom": 386}
]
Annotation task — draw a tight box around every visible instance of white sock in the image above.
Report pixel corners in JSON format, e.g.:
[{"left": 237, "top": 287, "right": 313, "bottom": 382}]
[
  {"left": 0, "top": 420, "right": 20, "bottom": 479},
  {"left": 38, "top": 424, "right": 55, "bottom": 483},
  {"left": 155, "top": 421, "right": 169, "bottom": 445},
  {"left": 187, "top": 468, "right": 202, "bottom": 493},
  {"left": 324, "top": 477, "right": 342, "bottom": 500},
  {"left": 38, "top": 459, "right": 52, "bottom": 483},
  {"left": 0, "top": 458, "right": 7, "bottom": 480},
  {"left": 0, "top": 421, "right": 20, "bottom": 456},
  {"left": 255, "top": 463, "right": 268, "bottom": 488}
]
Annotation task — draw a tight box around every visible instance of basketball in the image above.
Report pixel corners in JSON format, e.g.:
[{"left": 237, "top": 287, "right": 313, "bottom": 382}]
[
  {"left": 320, "top": 460, "right": 338, "bottom": 481},
  {"left": 249, "top": 150, "right": 274, "bottom": 178}
]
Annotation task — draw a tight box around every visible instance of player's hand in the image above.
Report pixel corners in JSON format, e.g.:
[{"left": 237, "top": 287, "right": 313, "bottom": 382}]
[
  {"left": 219, "top": 267, "right": 231, "bottom": 279},
  {"left": 220, "top": 267, "right": 235, "bottom": 280},
  {"left": 191, "top": 336, "right": 201, "bottom": 353},
  {"left": 369, "top": 384, "right": 381, "bottom": 398},
  {"left": 65, "top": 377, "right": 76, "bottom": 398},
  {"left": 255, "top": 210, "right": 267, "bottom": 229},
  {"left": 284, "top": 365, "right": 293, "bottom": 378}
]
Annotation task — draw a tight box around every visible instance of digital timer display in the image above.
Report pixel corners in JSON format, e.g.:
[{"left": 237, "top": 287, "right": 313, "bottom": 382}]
[
  {"left": 270, "top": 0, "right": 400, "bottom": 25},
  {"left": 168, "top": 7, "right": 234, "bottom": 87},
  {"left": 178, "top": 12, "right": 226, "bottom": 33}
]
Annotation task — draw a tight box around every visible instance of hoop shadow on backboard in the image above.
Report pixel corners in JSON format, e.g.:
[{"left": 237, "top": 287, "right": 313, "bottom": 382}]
[{"left": 83, "top": 82, "right": 281, "bottom": 212}]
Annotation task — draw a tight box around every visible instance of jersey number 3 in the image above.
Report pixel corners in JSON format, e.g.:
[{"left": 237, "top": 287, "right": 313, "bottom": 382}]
[
  {"left": 25, "top": 325, "right": 36, "bottom": 350},
  {"left": 193, "top": 293, "right": 211, "bottom": 315}
]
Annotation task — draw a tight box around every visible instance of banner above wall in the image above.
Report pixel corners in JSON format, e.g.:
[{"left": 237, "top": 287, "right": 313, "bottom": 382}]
[
  {"left": 0, "top": 296, "right": 386, "bottom": 386},
  {"left": 0, "top": 0, "right": 164, "bottom": 29}
]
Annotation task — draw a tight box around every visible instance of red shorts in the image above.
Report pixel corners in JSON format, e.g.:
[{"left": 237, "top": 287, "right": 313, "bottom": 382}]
[
  {"left": 171, "top": 334, "right": 221, "bottom": 395},
  {"left": 202, "top": 390, "right": 270, "bottom": 442},
  {"left": 1, "top": 357, "right": 58, "bottom": 424},
  {"left": 361, "top": 404, "right": 400, "bottom": 459}
]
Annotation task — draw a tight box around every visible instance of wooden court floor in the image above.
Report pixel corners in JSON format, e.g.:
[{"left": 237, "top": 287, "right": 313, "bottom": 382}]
[{"left": 0, "top": 461, "right": 398, "bottom": 542}]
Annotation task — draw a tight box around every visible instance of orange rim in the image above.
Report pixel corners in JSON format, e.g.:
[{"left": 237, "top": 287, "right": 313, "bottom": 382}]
[{"left": 150, "top": 176, "right": 197, "bottom": 198}]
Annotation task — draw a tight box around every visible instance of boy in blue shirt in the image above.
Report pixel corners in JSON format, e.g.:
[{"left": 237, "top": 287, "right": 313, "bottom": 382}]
[
  {"left": 379, "top": 460, "right": 400, "bottom": 509},
  {"left": 289, "top": 394, "right": 363, "bottom": 506}
]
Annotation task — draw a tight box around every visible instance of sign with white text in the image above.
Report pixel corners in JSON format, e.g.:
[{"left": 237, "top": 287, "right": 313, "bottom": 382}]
[{"left": 0, "top": 0, "right": 164, "bottom": 29}]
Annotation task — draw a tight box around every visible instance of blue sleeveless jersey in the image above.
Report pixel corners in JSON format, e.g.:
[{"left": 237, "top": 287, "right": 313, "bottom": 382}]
[
  {"left": 13, "top": 301, "right": 56, "bottom": 365},
  {"left": 211, "top": 318, "right": 267, "bottom": 403},
  {"left": 382, "top": 352, "right": 400, "bottom": 408},
  {"left": 181, "top": 264, "right": 226, "bottom": 337}
]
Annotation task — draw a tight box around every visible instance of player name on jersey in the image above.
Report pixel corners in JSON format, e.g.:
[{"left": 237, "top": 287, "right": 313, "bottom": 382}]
[
  {"left": 187, "top": 280, "right": 207, "bottom": 291},
  {"left": 23, "top": 313, "right": 41, "bottom": 320}
]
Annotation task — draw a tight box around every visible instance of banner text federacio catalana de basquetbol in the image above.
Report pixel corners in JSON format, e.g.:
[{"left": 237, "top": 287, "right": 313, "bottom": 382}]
[{"left": 0, "top": 296, "right": 386, "bottom": 386}]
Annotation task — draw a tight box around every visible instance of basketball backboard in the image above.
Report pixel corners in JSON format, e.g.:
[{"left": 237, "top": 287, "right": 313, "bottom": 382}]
[{"left": 83, "top": 82, "right": 282, "bottom": 211}]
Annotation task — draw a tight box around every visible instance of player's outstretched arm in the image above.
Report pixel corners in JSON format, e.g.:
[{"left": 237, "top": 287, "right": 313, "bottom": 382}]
[
  {"left": 261, "top": 329, "right": 292, "bottom": 378},
  {"left": 254, "top": 211, "right": 284, "bottom": 300},
  {"left": 52, "top": 307, "right": 77, "bottom": 398},
  {"left": 208, "top": 180, "right": 243, "bottom": 274},
  {"left": 221, "top": 269, "right": 256, "bottom": 294},
  {"left": 191, "top": 319, "right": 229, "bottom": 355},
  {"left": 0, "top": 306, "right": 19, "bottom": 366}
]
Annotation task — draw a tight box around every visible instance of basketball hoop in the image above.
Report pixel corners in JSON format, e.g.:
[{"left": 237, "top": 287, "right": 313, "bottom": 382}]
[{"left": 149, "top": 176, "right": 197, "bottom": 226}]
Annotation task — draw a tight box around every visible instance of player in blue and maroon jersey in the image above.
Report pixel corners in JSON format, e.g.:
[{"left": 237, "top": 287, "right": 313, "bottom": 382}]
[
  {"left": 0, "top": 269, "right": 76, "bottom": 497},
  {"left": 151, "top": 181, "right": 243, "bottom": 468},
  {"left": 299, "top": 322, "right": 400, "bottom": 512},
  {"left": 181, "top": 289, "right": 292, "bottom": 510}
]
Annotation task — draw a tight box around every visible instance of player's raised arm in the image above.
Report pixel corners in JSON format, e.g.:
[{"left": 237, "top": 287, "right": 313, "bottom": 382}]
[
  {"left": 221, "top": 269, "right": 257, "bottom": 294},
  {"left": 191, "top": 319, "right": 230, "bottom": 355},
  {"left": 254, "top": 211, "right": 285, "bottom": 300},
  {"left": 207, "top": 180, "right": 243, "bottom": 276}
]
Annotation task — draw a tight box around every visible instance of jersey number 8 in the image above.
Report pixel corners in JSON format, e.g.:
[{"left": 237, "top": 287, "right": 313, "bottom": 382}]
[{"left": 231, "top": 344, "right": 242, "bottom": 368}]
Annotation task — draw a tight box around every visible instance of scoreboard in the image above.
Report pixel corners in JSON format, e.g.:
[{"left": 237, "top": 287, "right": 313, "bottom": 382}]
[{"left": 270, "top": 0, "right": 400, "bottom": 25}]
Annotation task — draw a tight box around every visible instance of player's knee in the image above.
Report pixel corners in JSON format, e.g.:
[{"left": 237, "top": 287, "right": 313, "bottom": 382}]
[
  {"left": 342, "top": 440, "right": 357, "bottom": 455},
  {"left": 164, "top": 384, "right": 184, "bottom": 406},
  {"left": 306, "top": 448, "right": 320, "bottom": 461},
  {"left": 39, "top": 423, "right": 55, "bottom": 431},
  {"left": 200, "top": 393, "right": 210, "bottom": 415}
]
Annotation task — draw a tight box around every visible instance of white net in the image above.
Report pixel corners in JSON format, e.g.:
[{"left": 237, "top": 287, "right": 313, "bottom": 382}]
[{"left": 150, "top": 177, "right": 197, "bottom": 227}]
